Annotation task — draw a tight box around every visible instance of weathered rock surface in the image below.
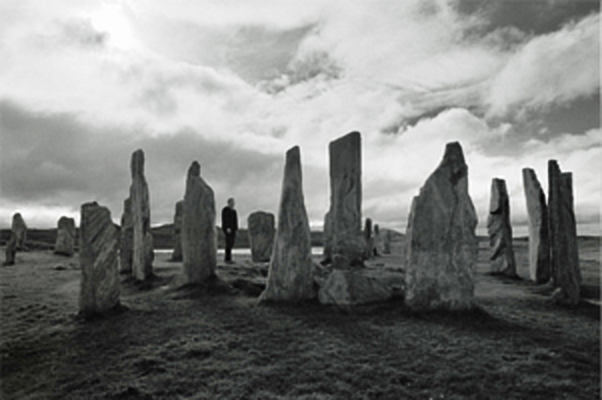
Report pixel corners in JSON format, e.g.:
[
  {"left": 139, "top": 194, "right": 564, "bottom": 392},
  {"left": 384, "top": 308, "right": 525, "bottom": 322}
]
[
  {"left": 382, "top": 230, "right": 391, "bottom": 254},
  {"left": 247, "top": 211, "right": 275, "bottom": 262},
  {"left": 322, "top": 211, "right": 333, "bottom": 261},
  {"left": 486, "top": 178, "right": 517, "bottom": 277},
  {"left": 54, "top": 216, "right": 76, "bottom": 256},
  {"left": 129, "top": 149, "right": 153, "bottom": 280},
  {"left": 119, "top": 198, "right": 133, "bottom": 274},
  {"left": 3, "top": 235, "right": 16, "bottom": 266},
  {"left": 372, "top": 224, "right": 381, "bottom": 256},
  {"left": 260, "top": 147, "right": 316, "bottom": 302},
  {"left": 182, "top": 162, "right": 217, "bottom": 284},
  {"left": 11, "top": 213, "right": 27, "bottom": 250},
  {"left": 78, "top": 202, "right": 120, "bottom": 317},
  {"left": 548, "top": 161, "right": 581, "bottom": 305},
  {"left": 324, "top": 131, "right": 364, "bottom": 266},
  {"left": 522, "top": 168, "right": 551, "bottom": 284},
  {"left": 171, "top": 200, "right": 183, "bottom": 262},
  {"left": 317, "top": 268, "right": 404, "bottom": 306},
  {"left": 404, "top": 142, "right": 478, "bottom": 310}
]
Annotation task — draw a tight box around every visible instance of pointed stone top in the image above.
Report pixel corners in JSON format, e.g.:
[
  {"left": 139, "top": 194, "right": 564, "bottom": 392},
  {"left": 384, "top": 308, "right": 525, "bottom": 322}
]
[
  {"left": 131, "top": 149, "right": 145, "bottom": 178},
  {"left": 188, "top": 161, "right": 201, "bottom": 178},
  {"left": 441, "top": 141, "right": 465, "bottom": 166}
]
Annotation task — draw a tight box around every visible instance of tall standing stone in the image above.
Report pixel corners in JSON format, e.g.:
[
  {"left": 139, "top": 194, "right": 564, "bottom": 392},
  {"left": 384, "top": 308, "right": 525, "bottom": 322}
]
[
  {"left": 247, "top": 211, "right": 276, "bottom": 262},
  {"left": 260, "top": 146, "right": 316, "bottom": 302},
  {"left": 322, "top": 211, "right": 333, "bottom": 261},
  {"left": 404, "top": 142, "right": 478, "bottom": 310},
  {"left": 119, "top": 198, "right": 133, "bottom": 274},
  {"left": 11, "top": 213, "right": 27, "bottom": 251},
  {"left": 182, "top": 162, "right": 217, "bottom": 284},
  {"left": 486, "top": 178, "right": 517, "bottom": 277},
  {"left": 78, "top": 202, "right": 120, "bottom": 317},
  {"left": 129, "top": 149, "right": 153, "bottom": 281},
  {"left": 548, "top": 160, "right": 581, "bottom": 305},
  {"left": 171, "top": 200, "right": 184, "bottom": 262},
  {"left": 373, "top": 224, "right": 381, "bottom": 256},
  {"left": 323, "top": 131, "right": 364, "bottom": 266},
  {"left": 54, "top": 216, "right": 76, "bottom": 256},
  {"left": 363, "top": 218, "right": 374, "bottom": 259},
  {"left": 382, "top": 230, "right": 391, "bottom": 255},
  {"left": 522, "top": 168, "right": 551, "bottom": 284}
]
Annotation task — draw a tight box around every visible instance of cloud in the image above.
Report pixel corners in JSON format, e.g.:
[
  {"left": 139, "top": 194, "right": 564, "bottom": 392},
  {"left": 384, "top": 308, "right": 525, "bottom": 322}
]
[{"left": 486, "top": 13, "right": 600, "bottom": 118}]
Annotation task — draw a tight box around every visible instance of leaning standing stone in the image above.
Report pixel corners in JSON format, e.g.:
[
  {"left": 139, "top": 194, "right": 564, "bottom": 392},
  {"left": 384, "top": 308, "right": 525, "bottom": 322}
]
[
  {"left": 171, "top": 200, "right": 184, "bottom": 262},
  {"left": 548, "top": 161, "right": 581, "bottom": 305},
  {"left": 260, "top": 146, "right": 316, "bottom": 302},
  {"left": 522, "top": 168, "right": 550, "bottom": 284},
  {"left": 182, "top": 162, "right": 217, "bottom": 284},
  {"left": 486, "top": 178, "right": 517, "bottom": 277},
  {"left": 11, "top": 213, "right": 27, "bottom": 251},
  {"left": 247, "top": 211, "right": 275, "bottom": 262},
  {"left": 78, "top": 202, "right": 120, "bottom": 317},
  {"left": 54, "top": 216, "right": 76, "bottom": 256},
  {"left": 129, "top": 149, "right": 153, "bottom": 281},
  {"left": 404, "top": 142, "right": 478, "bottom": 310}
]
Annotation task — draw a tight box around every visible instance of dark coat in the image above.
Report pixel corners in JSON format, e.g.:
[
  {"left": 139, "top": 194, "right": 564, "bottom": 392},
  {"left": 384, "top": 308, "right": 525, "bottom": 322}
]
[{"left": 221, "top": 207, "right": 238, "bottom": 233}]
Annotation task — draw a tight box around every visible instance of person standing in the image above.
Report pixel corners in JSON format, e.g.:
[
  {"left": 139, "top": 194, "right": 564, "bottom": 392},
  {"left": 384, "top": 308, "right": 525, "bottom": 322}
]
[{"left": 221, "top": 198, "right": 238, "bottom": 263}]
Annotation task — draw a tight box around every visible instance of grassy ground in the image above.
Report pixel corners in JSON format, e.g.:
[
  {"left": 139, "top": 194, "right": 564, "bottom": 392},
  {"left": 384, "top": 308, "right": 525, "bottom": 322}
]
[{"left": 0, "top": 237, "right": 599, "bottom": 399}]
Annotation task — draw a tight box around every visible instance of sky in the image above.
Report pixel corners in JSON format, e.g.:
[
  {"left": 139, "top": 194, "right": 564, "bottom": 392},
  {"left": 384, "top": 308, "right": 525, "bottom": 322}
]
[{"left": 0, "top": 0, "right": 600, "bottom": 236}]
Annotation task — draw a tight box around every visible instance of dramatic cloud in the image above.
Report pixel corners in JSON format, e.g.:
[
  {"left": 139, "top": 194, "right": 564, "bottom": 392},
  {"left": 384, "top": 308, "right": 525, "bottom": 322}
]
[{"left": 0, "top": 0, "right": 599, "bottom": 236}]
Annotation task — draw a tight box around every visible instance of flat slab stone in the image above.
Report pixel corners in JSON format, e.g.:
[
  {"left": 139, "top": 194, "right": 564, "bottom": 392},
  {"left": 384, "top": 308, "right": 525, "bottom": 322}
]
[
  {"left": 78, "top": 202, "right": 120, "bottom": 317},
  {"left": 129, "top": 149, "right": 153, "bottom": 280},
  {"left": 486, "top": 178, "right": 517, "bottom": 277},
  {"left": 171, "top": 200, "right": 183, "bottom": 262},
  {"left": 323, "top": 131, "right": 364, "bottom": 265},
  {"left": 54, "top": 216, "right": 76, "bottom": 256},
  {"left": 522, "top": 168, "right": 551, "bottom": 283},
  {"left": 317, "top": 268, "right": 404, "bottom": 306},
  {"left": 548, "top": 160, "right": 581, "bottom": 305},
  {"left": 247, "top": 211, "right": 275, "bottom": 262}
]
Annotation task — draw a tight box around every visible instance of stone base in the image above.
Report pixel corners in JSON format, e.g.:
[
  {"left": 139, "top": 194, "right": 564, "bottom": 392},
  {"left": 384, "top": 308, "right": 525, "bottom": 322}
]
[{"left": 317, "top": 268, "right": 404, "bottom": 306}]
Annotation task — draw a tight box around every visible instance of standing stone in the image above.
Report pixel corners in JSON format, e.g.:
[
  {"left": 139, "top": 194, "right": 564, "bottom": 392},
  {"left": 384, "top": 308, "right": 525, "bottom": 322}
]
[
  {"left": 119, "top": 198, "right": 133, "bottom": 274},
  {"left": 323, "top": 131, "right": 364, "bottom": 267},
  {"left": 11, "top": 213, "right": 27, "bottom": 251},
  {"left": 522, "top": 168, "right": 551, "bottom": 284},
  {"left": 247, "top": 211, "right": 276, "bottom": 262},
  {"left": 363, "top": 218, "right": 374, "bottom": 259},
  {"left": 383, "top": 230, "right": 391, "bottom": 254},
  {"left": 260, "top": 146, "right": 316, "bottom": 301},
  {"left": 54, "top": 216, "right": 76, "bottom": 256},
  {"left": 182, "top": 162, "right": 217, "bottom": 284},
  {"left": 78, "top": 202, "right": 120, "bottom": 317},
  {"left": 322, "top": 211, "right": 333, "bottom": 261},
  {"left": 404, "top": 142, "right": 478, "bottom": 310},
  {"left": 129, "top": 149, "right": 153, "bottom": 281},
  {"left": 373, "top": 224, "right": 381, "bottom": 256},
  {"left": 486, "top": 178, "right": 517, "bottom": 277},
  {"left": 3, "top": 235, "right": 16, "bottom": 266},
  {"left": 548, "top": 160, "right": 581, "bottom": 305},
  {"left": 171, "top": 200, "right": 184, "bottom": 262}
]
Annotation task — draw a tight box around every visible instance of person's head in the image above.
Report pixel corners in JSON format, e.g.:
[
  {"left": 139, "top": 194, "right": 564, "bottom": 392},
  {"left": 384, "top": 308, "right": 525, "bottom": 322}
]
[{"left": 227, "top": 198, "right": 235, "bottom": 208}]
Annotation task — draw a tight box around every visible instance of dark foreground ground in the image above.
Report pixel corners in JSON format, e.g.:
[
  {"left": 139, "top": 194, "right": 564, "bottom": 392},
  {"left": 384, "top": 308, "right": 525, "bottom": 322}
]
[{"left": 1, "top": 237, "right": 599, "bottom": 399}]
